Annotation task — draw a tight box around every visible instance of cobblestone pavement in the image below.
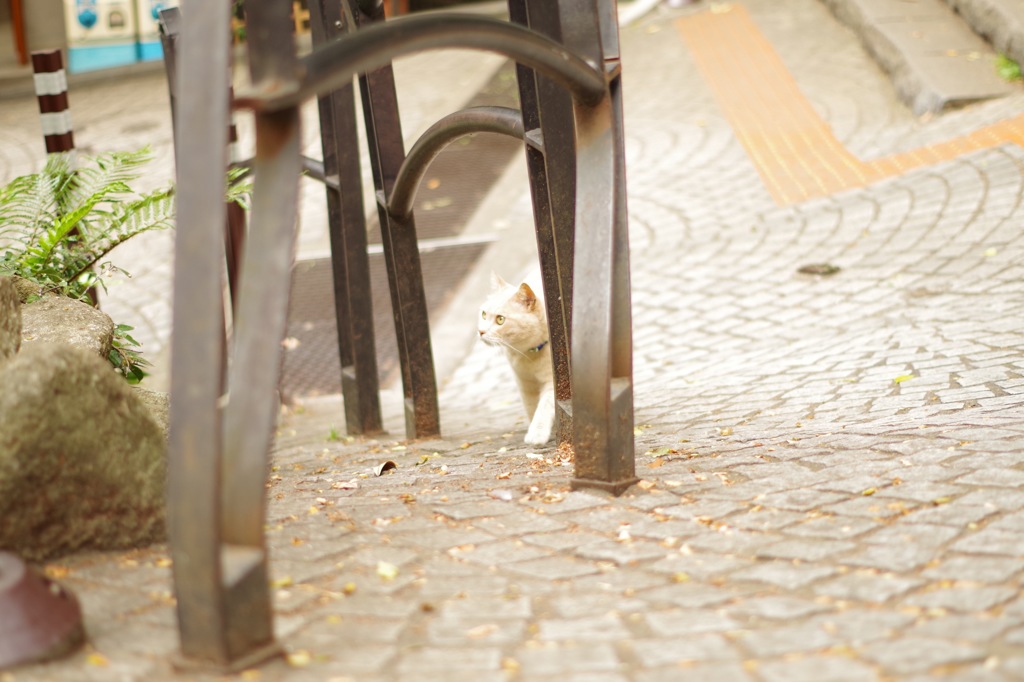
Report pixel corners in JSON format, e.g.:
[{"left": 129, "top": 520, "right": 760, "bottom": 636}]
[{"left": 8, "top": 1, "right": 1024, "bottom": 680}]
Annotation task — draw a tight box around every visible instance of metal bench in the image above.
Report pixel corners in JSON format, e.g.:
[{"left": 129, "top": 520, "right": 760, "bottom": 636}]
[{"left": 162, "top": 0, "right": 636, "bottom": 669}]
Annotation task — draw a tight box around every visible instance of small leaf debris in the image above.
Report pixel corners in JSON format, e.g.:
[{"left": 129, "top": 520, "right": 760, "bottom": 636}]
[
  {"left": 376, "top": 561, "right": 399, "bottom": 581},
  {"left": 797, "top": 263, "right": 841, "bottom": 276},
  {"left": 374, "top": 460, "right": 398, "bottom": 476}
]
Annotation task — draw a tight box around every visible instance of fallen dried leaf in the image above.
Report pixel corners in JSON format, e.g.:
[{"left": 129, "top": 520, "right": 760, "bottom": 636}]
[
  {"left": 45, "top": 566, "right": 70, "bottom": 579},
  {"left": 85, "top": 653, "right": 109, "bottom": 667},
  {"left": 797, "top": 263, "right": 840, "bottom": 276},
  {"left": 374, "top": 461, "right": 397, "bottom": 476},
  {"left": 466, "top": 623, "right": 499, "bottom": 639},
  {"left": 496, "top": 471, "right": 512, "bottom": 480},
  {"left": 271, "top": 576, "right": 293, "bottom": 589},
  {"left": 376, "top": 561, "right": 399, "bottom": 581},
  {"left": 862, "top": 488, "right": 876, "bottom": 496},
  {"left": 286, "top": 650, "right": 312, "bottom": 667},
  {"left": 332, "top": 479, "right": 359, "bottom": 490}
]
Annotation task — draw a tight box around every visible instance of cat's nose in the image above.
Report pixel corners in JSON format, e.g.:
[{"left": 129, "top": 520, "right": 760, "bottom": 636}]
[{"left": 478, "top": 329, "right": 485, "bottom": 336}]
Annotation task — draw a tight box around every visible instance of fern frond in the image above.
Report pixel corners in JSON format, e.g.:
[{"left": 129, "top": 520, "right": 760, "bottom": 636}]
[
  {"left": 0, "top": 170, "right": 61, "bottom": 245},
  {"left": 64, "top": 147, "right": 154, "bottom": 209},
  {"left": 65, "top": 187, "right": 176, "bottom": 282}
]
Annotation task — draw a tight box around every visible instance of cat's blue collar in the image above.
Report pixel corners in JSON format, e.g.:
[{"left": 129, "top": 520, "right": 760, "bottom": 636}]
[{"left": 529, "top": 340, "right": 549, "bottom": 353}]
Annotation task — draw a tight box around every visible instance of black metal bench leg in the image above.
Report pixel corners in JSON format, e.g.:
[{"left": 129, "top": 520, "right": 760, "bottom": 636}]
[
  {"left": 349, "top": 0, "right": 441, "bottom": 439},
  {"left": 309, "top": 0, "right": 384, "bottom": 436},
  {"left": 509, "top": 0, "right": 578, "bottom": 448},
  {"left": 557, "top": 0, "right": 637, "bottom": 493}
]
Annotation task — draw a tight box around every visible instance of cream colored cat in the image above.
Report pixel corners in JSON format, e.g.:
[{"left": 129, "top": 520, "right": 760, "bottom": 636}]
[{"left": 478, "top": 273, "right": 556, "bottom": 445}]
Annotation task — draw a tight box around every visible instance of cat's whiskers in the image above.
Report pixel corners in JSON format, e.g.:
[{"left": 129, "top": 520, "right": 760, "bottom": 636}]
[{"left": 487, "top": 335, "right": 530, "bottom": 359}]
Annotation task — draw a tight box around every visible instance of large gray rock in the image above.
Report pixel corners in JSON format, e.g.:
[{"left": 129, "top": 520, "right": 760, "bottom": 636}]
[
  {"left": 20, "top": 294, "right": 114, "bottom": 360},
  {"left": 131, "top": 386, "right": 170, "bottom": 440},
  {"left": 0, "top": 343, "right": 166, "bottom": 561},
  {"left": 0, "top": 277, "right": 19, "bottom": 362}
]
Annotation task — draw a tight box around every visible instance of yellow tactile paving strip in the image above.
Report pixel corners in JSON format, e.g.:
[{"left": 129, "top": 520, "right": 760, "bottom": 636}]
[{"left": 676, "top": 4, "right": 1024, "bottom": 205}]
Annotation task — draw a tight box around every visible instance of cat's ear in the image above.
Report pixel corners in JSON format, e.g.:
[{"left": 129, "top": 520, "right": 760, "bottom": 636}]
[
  {"left": 515, "top": 283, "right": 537, "bottom": 310},
  {"left": 490, "top": 272, "right": 509, "bottom": 291}
]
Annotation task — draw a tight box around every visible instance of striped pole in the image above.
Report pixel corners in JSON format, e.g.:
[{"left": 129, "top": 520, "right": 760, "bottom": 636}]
[
  {"left": 32, "top": 49, "right": 96, "bottom": 304},
  {"left": 31, "top": 50, "right": 75, "bottom": 164}
]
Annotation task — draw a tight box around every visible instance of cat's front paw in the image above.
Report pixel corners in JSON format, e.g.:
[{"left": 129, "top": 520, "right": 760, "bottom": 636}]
[
  {"left": 524, "top": 414, "right": 554, "bottom": 445},
  {"left": 528, "top": 425, "right": 552, "bottom": 446}
]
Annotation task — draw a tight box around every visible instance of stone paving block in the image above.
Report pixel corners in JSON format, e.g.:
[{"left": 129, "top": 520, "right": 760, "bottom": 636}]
[
  {"left": 634, "top": 662, "right": 756, "bottom": 682},
  {"left": 955, "top": 489, "right": 1024, "bottom": 511},
  {"left": 627, "top": 635, "right": 739, "bottom": 666},
  {"left": 814, "top": 570, "right": 924, "bottom": 603},
  {"left": 388, "top": 526, "right": 495, "bottom": 551},
  {"left": 904, "top": 584, "right": 1017, "bottom": 612},
  {"left": 416, "top": 574, "right": 510, "bottom": 600},
  {"left": 544, "top": 592, "right": 650, "bottom": 619},
  {"left": 683, "top": 529, "right": 779, "bottom": 556},
  {"left": 861, "top": 636, "right": 986, "bottom": 675},
  {"left": 755, "top": 655, "right": 878, "bottom": 682},
  {"left": 537, "top": 614, "right": 631, "bottom": 642},
  {"left": 909, "top": 613, "right": 1016, "bottom": 642},
  {"left": 450, "top": 539, "right": 551, "bottom": 567},
  {"left": 503, "top": 556, "right": 603, "bottom": 581},
  {"left": 861, "top": 521, "right": 962, "bottom": 548},
  {"left": 643, "top": 610, "right": 743, "bottom": 637},
  {"left": 730, "top": 560, "right": 837, "bottom": 589},
  {"left": 957, "top": 468, "right": 1024, "bottom": 488},
  {"left": 730, "top": 595, "right": 832, "bottom": 621},
  {"left": 755, "top": 538, "right": 858, "bottom": 562},
  {"left": 648, "top": 553, "right": 748, "bottom": 581},
  {"left": 520, "top": 491, "right": 612, "bottom": 515},
  {"left": 395, "top": 646, "right": 503, "bottom": 674},
  {"left": 434, "top": 499, "right": 521, "bottom": 520},
  {"left": 522, "top": 530, "right": 611, "bottom": 551},
  {"left": 514, "top": 642, "right": 621, "bottom": 676},
  {"left": 638, "top": 582, "right": 748, "bottom": 609},
  {"left": 756, "top": 488, "right": 849, "bottom": 512},
  {"left": 427, "top": 616, "right": 526, "bottom": 646},
  {"left": 736, "top": 622, "right": 839, "bottom": 658},
  {"left": 783, "top": 514, "right": 879, "bottom": 539},
  {"left": 843, "top": 541, "right": 941, "bottom": 573},
  {"left": 922, "top": 554, "right": 1021, "bottom": 583},
  {"left": 573, "top": 539, "right": 670, "bottom": 565},
  {"left": 471, "top": 512, "right": 568, "bottom": 536},
  {"left": 951, "top": 527, "right": 1024, "bottom": 556},
  {"left": 822, "top": 495, "right": 917, "bottom": 519},
  {"left": 727, "top": 508, "right": 806, "bottom": 532},
  {"left": 872, "top": 480, "right": 969, "bottom": 504}
]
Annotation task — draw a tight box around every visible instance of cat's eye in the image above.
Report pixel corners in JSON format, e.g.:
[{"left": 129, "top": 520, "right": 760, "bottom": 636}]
[
  {"left": 481, "top": 310, "right": 487, "bottom": 319},
  {"left": 495, "top": 315, "right": 505, "bottom": 325}
]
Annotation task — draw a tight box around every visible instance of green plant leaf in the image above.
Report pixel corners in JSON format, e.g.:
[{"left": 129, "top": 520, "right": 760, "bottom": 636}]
[{"left": 997, "top": 53, "right": 1022, "bottom": 81}]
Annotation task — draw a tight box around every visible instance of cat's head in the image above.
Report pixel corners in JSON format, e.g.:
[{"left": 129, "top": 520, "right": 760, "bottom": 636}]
[{"left": 478, "top": 273, "right": 547, "bottom": 352}]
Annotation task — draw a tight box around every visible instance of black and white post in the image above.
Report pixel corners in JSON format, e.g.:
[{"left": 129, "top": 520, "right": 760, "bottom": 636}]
[{"left": 31, "top": 49, "right": 76, "bottom": 164}]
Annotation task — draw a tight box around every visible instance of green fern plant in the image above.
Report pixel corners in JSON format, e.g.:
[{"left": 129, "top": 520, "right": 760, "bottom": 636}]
[{"left": 0, "top": 147, "right": 175, "bottom": 382}]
